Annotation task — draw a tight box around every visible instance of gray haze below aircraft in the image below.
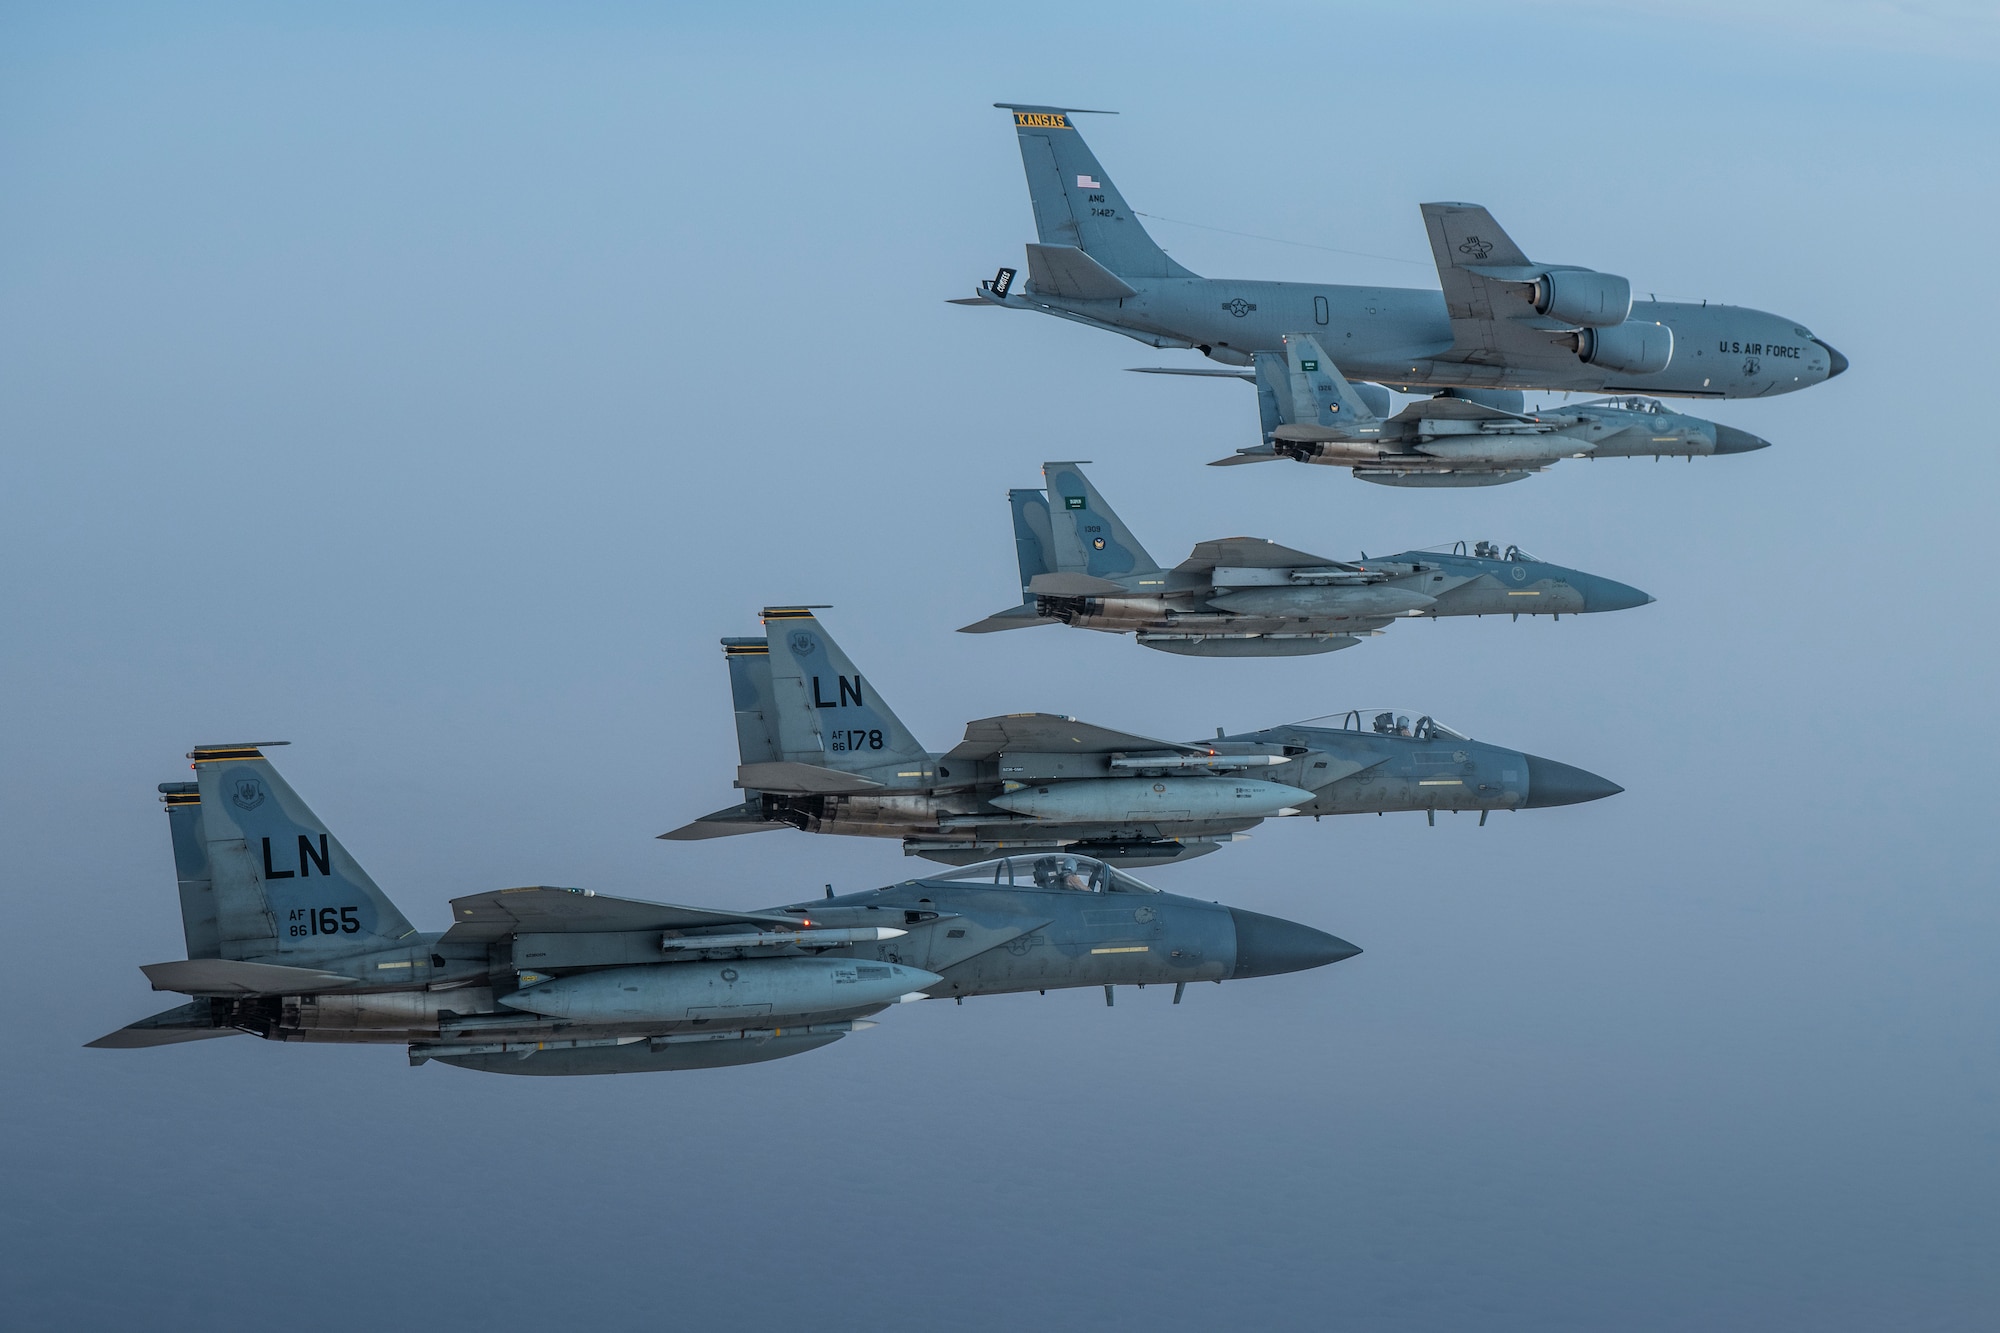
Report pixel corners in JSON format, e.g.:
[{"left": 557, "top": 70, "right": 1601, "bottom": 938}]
[
  {"left": 961, "top": 461, "right": 1651, "bottom": 655},
  {"left": 1176, "top": 333, "right": 1771, "bottom": 486},
  {"left": 89, "top": 746, "right": 1355, "bottom": 1076},
  {"left": 955, "top": 105, "right": 1845, "bottom": 399},
  {"left": 665, "top": 609, "right": 1622, "bottom": 866}
]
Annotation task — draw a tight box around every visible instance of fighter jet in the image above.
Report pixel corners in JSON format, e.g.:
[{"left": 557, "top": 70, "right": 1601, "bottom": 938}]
[
  {"left": 960, "top": 461, "right": 1651, "bottom": 654},
  {"left": 955, "top": 105, "right": 1844, "bottom": 398},
  {"left": 89, "top": 745, "right": 1357, "bottom": 1076},
  {"left": 665, "top": 609, "right": 1622, "bottom": 865},
  {"left": 1183, "top": 333, "right": 1771, "bottom": 486}
]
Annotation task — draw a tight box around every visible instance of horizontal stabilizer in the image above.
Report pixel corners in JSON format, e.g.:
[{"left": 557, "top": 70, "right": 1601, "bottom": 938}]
[
  {"left": 442, "top": 886, "right": 798, "bottom": 944},
  {"left": 736, "top": 761, "right": 887, "bottom": 794},
  {"left": 1023, "top": 244, "right": 1139, "bottom": 301},
  {"left": 1027, "top": 571, "right": 1129, "bottom": 597},
  {"left": 1209, "top": 445, "right": 1282, "bottom": 467},
  {"left": 141, "top": 958, "right": 362, "bottom": 996},
  {"left": 946, "top": 712, "right": 1189, "bottom": 762},
  {"left": 959, "top": 606, "right": 1057, "bottom": 634},
  {"left": 1183, "top": 537, "right": 1342, "bottom": 570},
  {"left": 1127, "top": 366, "right": 1257, "bottom": 382},
  {"left": 86, "top": 1001, "right": 241, "bottom": 1049},
  {"left": 656, "top": 802, "right": 786, "bottom": 842}
]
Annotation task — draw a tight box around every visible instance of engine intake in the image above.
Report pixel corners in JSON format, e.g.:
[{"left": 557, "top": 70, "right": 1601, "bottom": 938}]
[
  {"left": 1533, "top": 269, "right": 1632, "bottom": 328},
  {"left": 1573, "top": 321, "right": 1673, "bottom": 376}
]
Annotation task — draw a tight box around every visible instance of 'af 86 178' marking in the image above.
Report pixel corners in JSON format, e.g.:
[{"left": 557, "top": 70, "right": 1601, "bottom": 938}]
[{"left": 829, "top": 729, "right": 885, "bottom": 753}]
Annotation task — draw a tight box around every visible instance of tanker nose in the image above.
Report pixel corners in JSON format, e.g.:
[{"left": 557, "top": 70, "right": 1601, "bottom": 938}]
[
  {"left": 1815, "top": 340, "right": 1849, "bottom": 378},
  {"left": 1522, "top": 755, "right": 1623, "bottom": 808},
  {"left": 1228, "top": 907, "right": 1362, "bottom": 978},
  {"left": 1712, "top": 424, "right": 1771, "bottom": 454}
]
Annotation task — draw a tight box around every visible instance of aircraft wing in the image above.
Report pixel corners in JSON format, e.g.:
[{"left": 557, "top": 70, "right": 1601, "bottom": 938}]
[
  {"left": 1384, "top": 397, "right": 1539, "bottom": 424},
  {"left": 946, "top": 712, "right": 1195, "bottom": 762},
  {"left": 442, "top": 886, "right": 800, "bottom": 944},
  {"left": 1420, "top": 203, "right": 1576, "bottom": 371},
  {"left": 1181, "top": 537, "right": 1345, "bottom": 570},
  {"left": 1126, "top": 366, "right": 1258, "bottom": 382}
]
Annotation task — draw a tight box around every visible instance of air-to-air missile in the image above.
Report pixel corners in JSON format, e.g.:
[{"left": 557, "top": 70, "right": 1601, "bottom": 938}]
[
  {"left": 663, "top": 608, "right": 1622, "bottom": 866},
  {"left": 956, "top": 105, "right": 1843, "bottom": 397},
  {"left": 89, "top": 745, "right": 1357, "bottom": 1076},
  {"left": 1155, "top": 333, "right": 1770, "bottom": 486},
  {"left": 961, "top": 461, "right": 1652, "bottom": 655}
]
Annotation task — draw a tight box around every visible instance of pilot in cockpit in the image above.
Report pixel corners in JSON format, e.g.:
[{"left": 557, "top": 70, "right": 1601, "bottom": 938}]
[{"left": 1031, "top": 856, "right": 1094, "bottom": 892}]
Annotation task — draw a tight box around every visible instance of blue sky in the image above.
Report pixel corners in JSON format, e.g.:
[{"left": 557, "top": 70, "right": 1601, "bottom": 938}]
[{"left": 2, "top": 4, "right": 1995, "bottom": 1329}]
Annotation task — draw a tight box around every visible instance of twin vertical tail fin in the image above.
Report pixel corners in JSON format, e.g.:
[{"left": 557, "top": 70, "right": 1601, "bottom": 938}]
[
  {"left": 1040, "top": 461, "right": 1159, "bottom": 582},
  {"left": 1276, "top": 333, "right": 1388, "bottom": 432},
  {"left": 177, "top": 745, "right": 417, "bottom": 963},
  {"left": 755, "top": 609, "right": 933, "bottom": 779},
  {"left": 997, "top": 104, "right": 1196, "bottom": 282}
]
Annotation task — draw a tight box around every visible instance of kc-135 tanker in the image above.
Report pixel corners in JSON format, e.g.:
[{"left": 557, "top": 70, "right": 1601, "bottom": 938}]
[
  {"left": 957, "top": 105, "right": 1844, "bottom": 400},
  {"left": 665, "top": 608, "right": 1621, "bottom": 866},
  {"left": 962, "top": 461, "right": 1651, "bottom": 653},
  {"left": 91, "top": 746, "right": 1357, "bottom": 1076}
]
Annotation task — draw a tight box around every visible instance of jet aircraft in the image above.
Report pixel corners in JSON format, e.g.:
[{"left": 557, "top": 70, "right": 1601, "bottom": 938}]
[
  {"left": 955, "top": 105, "right": 1845, "bottom": 398},
  {"left": 665, "top": 608, "right": 1622, "bottom": 865},
  {"left": 89, "top": 745, "right": 1357, "bottom": 1076},
  {"left": 961, "top": 461, "right": 1652, "bottom": 654},
  {"left": 1187, "top": 333, "right": 1771, "bottom": 486}
]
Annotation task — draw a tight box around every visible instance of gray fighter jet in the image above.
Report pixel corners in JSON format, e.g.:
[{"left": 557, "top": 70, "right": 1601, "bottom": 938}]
[
  {"left": 1184, "top": 333, "right": 1770, "bottom": 486},
  {"left": 961, "top": 461, "right": 1651, "bottom": 654},
  {"left": 955, "top": 105, "right": 1844, "bottom": 398},
  {"left": 89, "top": 745, "right": 1357, "bottom": 1076},
  {"left": 665, "top": 609, "right": 1622, "bottom": 865}
]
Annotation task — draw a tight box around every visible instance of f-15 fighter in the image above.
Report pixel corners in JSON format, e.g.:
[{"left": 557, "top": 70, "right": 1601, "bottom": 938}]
[
  {"left": 1189, "top": 333, "right": 1771, "bottom": 485},
  {"left": 90, "top": 746, "right": 1356, "bottom": 1076},
  {"left": 962, "top": 461, "right": 1652, "bottom": 653},
  {"left": 665, "top": 609, "right": 1622, "bottom": 866}
]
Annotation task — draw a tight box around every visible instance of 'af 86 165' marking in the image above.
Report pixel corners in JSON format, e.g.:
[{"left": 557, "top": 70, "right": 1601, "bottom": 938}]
[{"left": 288, "top": 906, "right": 360, "bottom": 937}]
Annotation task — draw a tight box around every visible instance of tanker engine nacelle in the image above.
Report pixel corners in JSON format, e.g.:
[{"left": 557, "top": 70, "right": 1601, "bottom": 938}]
[
  {"left": 1571, "top": 320, "right": 1674, "bottom": 375},
  {"left": 1532, "top": 268, "right": 1633, "bottom": 328}
]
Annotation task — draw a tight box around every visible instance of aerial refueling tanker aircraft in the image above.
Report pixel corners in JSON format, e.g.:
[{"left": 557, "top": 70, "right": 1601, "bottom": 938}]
[
  {"left": 664, "top": 608, "right": 1622, "bottom": 865},
  {"left": 90, "top": 746, "right": 1356, "bottom": 1076},
  {"left": 961, "top": 461, "right": 1652, "bottom": 654},
  {"left": 1182, "top": 333, "right": 1772, "bottom": 486},
  {"left": 955, "top": 105, "right": 1846, "bottom": 401}
]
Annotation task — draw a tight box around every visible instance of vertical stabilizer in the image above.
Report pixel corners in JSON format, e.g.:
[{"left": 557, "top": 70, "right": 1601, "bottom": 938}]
[
  {"left": 1281, "top": 333, "right": 1386, "bottom": 427},
  {"left": 189, "top": 746, "right": 416, "bottom": 961},
  {"left": 722, "top": 638, "right": 781, "bottom": 766},
  {"left": 757, "top": 610, "right": 932, "bottom": 776},
  {"left": 1009, "top": 488, "right": 1055, "bottom": 601},
  {"left": 1042, "top": 462, "right": 1160, "bottom": 580},
  {"left": 997, "top": 104, "right": 1197, "bottom": 280},
  {"left": 160, "top": 782, "right": 220, "bottom": 958}
]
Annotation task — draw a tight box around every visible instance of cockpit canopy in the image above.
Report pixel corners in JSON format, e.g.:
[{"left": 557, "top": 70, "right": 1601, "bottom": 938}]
[
  {"left": 1577, "top": 395, "right": 1668, "bottom": 414},
  {"left": 1299, "top": 708, "right": 1468, "bottom": 742},
  {"left": 925, "top": 854, "right": 1160, "bottom": 894}
]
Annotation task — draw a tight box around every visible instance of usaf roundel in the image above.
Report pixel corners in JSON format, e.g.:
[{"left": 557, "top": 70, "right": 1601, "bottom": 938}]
[{"left": 787, "top": 631, "right": 817, "bottom": 658}]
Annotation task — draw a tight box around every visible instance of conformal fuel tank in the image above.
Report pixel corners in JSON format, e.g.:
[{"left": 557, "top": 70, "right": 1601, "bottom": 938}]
[
  {"left": 989, "top": 776, "right": 1312, "bottom": 823},
  {"left": 498, "top": 958, "right": 942, "bottom": 1023}
]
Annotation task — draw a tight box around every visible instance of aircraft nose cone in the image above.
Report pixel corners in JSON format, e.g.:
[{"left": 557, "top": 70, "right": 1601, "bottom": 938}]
[
  {"left": 1713, "top": 424, "right": 1772, "bottom": 454},
  {"left": 1816, "top": 340, "right": 1849, "bottom": 378},
  {"left": 1522, "top": 755, "right": 1623, "bottom": 808},
  {"left": 1578, "top": 575, "right": 1656, "bottom": 613},
  {"left": 1228, "top": 907, "right": 1361, "bottom": 979}
]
